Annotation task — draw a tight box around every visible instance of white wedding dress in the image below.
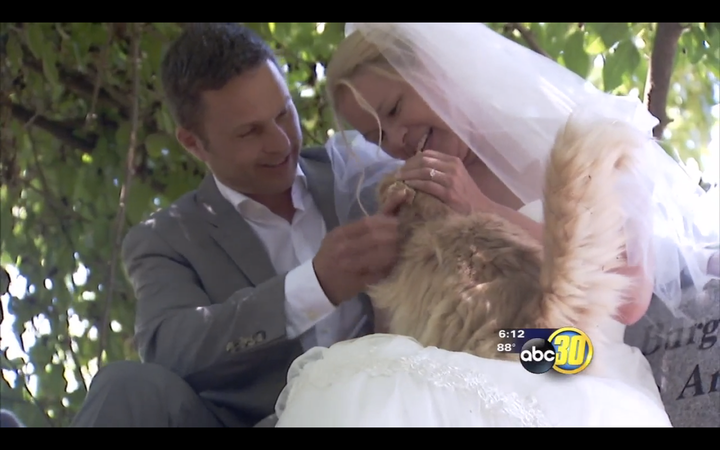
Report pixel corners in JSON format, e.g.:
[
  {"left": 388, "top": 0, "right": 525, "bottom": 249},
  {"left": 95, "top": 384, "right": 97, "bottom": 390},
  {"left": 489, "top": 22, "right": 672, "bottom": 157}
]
[{"left": 274, "top": 201, "right": 672, "bottom": 427}]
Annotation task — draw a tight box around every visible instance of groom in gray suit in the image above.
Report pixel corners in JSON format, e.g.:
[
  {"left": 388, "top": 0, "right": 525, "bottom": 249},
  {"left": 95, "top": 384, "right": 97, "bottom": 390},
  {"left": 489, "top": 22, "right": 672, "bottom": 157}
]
[{"left": 70, "top": 23, "right": 401, "bottom": 427}]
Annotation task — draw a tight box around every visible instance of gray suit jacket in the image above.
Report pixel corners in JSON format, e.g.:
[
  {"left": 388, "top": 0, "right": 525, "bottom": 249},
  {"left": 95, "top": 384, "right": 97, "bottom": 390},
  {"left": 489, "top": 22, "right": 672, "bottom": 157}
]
[{"left": 121, "top": 147, "right": 377, "bottom": 427}]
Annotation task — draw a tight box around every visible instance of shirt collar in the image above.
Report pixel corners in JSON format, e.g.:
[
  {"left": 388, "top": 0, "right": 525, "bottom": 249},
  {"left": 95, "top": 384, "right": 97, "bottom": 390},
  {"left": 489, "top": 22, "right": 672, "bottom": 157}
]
[{"left": 214, "top": 164, "right": 309, "bottom": 220}]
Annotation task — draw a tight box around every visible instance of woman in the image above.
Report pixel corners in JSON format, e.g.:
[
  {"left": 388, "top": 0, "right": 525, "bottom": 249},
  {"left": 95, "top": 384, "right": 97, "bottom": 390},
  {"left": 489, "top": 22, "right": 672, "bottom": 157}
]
[{"left": 273, "top": 23, "right": 717, "bottom": 427}]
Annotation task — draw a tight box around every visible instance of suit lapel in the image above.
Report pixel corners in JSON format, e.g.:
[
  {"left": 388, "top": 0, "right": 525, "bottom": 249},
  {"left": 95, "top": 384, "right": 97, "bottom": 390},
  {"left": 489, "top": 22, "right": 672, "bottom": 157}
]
[
  {"left": 194, "top": 154, "right": 339, "bottom": 287},
  {"left": 196, "top": 175, "right": 276, "bottom": 287}
]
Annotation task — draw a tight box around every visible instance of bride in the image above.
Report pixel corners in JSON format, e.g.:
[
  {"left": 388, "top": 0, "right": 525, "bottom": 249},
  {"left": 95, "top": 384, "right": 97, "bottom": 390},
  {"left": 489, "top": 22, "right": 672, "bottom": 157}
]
[{"left": 273, "top": 23, "right": 718, "bottom": 427}]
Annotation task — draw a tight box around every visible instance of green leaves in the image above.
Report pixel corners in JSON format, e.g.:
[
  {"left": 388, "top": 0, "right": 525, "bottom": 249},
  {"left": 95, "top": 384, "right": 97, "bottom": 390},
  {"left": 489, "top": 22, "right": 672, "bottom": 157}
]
[
  {"left": 114, "top": 121, "right": 132, "bottom": 152},
  {"left": 140, "top": 31, "right": 165, "bottom": 83},
  {"left": 541, "top": 23, "right": 573, "bottom": 59},
  {"left": 678, "top": 23, "right": 720, "bottom": 79},
  {"left": 144, "top": 132, "right": 175, "bottom": 158},
  {"left": 26, "top": 23, "right": 46, "bottom": 59},
  {"left": 602, "top": 38, "right": 641, "bottom": 92},
  {"left": 0, "top": 187, "right": 14, "bottom": 246},
  {"left": 125, "top": 180, "right": 156, "bottom": 224},
  {"left": 588, "top": 22, "right": 629, "bottom": 50},
  {"left": 23, "top": 23, "right": 60, "bottom": 89},
  {"left": 41, "top": 44, "right": 60, "bottom": 89},
  {"left": 562, "top": 31, "right": 591, "bottom": 78},
  {"left": 5, "top": 34, "right": 23, "bottom": 76},
  {"left": 685, "top": 26, "right": 707, "bottom": 64}
]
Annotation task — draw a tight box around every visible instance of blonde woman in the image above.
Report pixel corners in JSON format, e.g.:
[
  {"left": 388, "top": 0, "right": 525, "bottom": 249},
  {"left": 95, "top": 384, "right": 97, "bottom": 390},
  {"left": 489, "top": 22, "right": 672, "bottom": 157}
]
[{"left": 273, "top": 23, "right": 717, "bottom": 427}]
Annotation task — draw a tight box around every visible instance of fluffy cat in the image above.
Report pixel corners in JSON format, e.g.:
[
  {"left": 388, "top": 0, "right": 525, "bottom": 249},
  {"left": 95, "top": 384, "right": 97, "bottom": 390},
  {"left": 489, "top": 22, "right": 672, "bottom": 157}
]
[{"left": 367, "top": 114, "right": 649, "bottom": 375}]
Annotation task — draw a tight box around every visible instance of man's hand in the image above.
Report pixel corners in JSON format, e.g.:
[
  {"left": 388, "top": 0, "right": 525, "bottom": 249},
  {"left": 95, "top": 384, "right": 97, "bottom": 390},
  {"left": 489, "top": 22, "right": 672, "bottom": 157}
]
[{"left": 313, "top": 190, "right": 408, "bottom": 305}]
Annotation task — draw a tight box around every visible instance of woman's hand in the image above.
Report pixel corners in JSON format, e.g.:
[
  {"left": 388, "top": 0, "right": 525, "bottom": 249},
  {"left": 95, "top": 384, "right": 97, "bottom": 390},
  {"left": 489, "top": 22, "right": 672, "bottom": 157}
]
[{"left": 397, "top": 150, "right": 491, "bottom": 214}]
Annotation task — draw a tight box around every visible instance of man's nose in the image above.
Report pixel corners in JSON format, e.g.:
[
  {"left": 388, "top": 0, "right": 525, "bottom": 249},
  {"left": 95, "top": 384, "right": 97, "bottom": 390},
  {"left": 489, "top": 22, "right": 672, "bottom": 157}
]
[{"left": 265, "top": 123, "right": 291, "bottom": 153}]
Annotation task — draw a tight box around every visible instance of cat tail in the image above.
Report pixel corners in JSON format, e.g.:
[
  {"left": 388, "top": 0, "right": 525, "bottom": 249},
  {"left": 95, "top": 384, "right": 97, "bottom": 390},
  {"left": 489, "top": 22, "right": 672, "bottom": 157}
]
[{"left": 539, "top": 113, "right": 651, "bottom": 344}]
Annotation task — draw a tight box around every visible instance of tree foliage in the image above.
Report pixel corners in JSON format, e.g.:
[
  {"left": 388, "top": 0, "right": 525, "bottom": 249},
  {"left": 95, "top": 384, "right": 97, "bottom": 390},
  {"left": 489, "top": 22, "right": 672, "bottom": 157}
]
[{"left": 1, "top": 22, "right": 718, "bottom": 426}]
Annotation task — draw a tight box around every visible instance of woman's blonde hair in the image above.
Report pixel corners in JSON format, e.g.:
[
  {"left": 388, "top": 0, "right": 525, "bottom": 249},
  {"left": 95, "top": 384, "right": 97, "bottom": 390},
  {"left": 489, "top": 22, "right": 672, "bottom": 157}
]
[
  {"left": 325, "top": 30, "right": 407, "bottom": 147},
  {"left": 324, "top": 30, "right": 407, "bottom": 216}
]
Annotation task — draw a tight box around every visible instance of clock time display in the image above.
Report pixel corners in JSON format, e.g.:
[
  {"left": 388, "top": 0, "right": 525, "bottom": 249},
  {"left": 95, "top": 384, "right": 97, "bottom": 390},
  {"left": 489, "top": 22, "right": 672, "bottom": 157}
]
[{"left": 498, "top": 329, "right": 525, "bottom": 339}]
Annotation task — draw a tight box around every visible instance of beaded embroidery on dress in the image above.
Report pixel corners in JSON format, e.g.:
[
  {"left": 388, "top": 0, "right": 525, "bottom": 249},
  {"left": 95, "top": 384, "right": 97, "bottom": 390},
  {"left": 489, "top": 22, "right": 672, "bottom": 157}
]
[
  {"left": 276, "top": 335, "right": 550, "bottom": 427},
  {"left": 275, "top": 333, "right": 672, "bottom": 427}
]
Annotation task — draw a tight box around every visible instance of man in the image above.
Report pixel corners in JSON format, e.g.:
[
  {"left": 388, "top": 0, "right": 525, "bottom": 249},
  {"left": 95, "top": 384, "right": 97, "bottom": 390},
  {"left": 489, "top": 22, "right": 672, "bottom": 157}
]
[{"left": 71, "top": 23, "right": 404, "bottom": 427}]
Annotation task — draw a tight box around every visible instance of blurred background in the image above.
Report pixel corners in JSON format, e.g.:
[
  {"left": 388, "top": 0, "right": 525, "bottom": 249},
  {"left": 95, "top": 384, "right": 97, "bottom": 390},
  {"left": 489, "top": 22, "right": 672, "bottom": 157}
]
[{"left": 1, "top": 22, "right": 718, "bottom": 426}]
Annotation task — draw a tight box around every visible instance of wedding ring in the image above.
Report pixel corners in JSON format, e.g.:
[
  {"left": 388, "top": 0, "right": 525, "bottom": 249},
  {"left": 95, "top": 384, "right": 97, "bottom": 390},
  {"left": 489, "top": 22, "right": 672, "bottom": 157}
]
[{"left": 429, "top": 168, "right": 437, "bottom": 178}]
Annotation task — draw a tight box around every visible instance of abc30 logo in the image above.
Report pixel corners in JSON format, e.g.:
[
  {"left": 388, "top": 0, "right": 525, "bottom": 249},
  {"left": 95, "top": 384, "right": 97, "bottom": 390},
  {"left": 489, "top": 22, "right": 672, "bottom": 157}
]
[{"left": 520, "top": 327, "right": 593, "bottom": 374}]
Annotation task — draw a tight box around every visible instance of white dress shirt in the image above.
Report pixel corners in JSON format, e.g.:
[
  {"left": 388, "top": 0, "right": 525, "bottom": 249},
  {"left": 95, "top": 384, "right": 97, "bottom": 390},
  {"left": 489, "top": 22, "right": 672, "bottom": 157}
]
[{"left": 214, "top": 166, "right": 364, "bottom": 350}]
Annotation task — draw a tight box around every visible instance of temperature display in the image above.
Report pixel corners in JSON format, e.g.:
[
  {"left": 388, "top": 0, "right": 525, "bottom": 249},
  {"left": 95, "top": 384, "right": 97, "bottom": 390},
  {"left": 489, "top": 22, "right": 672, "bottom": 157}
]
[{"left": 497, "top": 342, "right": 516, "bottom": 352}]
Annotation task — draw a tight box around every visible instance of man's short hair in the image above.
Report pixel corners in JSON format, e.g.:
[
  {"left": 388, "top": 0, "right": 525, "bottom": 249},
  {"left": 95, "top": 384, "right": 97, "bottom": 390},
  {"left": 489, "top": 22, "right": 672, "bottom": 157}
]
[{"left": 160, "top": 23, "right": 278, "bottom": 137}]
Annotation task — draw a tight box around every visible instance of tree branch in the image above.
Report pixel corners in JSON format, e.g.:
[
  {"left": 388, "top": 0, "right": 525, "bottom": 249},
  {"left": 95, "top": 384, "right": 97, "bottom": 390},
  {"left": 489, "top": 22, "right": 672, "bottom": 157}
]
[
  {"left": 23, "top": 55, "right": 130, "bottom": 119},
  {"left": 7, "top": 102, "right": 97, "bottom": 152},
  {"left": 507, "top": 23, "right": 551, "bottom": 59},
  {"left": 86, "top": 23, "right": 116, "bottom": 127},
  {"left": 644, "top": 23, "right": 685, "bottom": 140},
  {"left": 8, "top": 100, "right": 170, "bottom": 196},
  {"left": 97, "top": 23, "right": 142, "bottom": 367},
  {"left": 25, "top": 129, "right": 89, "bottom": 393}
]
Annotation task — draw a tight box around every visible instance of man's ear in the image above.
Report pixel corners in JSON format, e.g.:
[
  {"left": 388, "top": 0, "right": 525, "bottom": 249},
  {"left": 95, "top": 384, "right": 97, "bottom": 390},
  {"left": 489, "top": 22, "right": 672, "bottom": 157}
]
[{"left": 176, "top": 127, "right": 207, "bottom": 162}]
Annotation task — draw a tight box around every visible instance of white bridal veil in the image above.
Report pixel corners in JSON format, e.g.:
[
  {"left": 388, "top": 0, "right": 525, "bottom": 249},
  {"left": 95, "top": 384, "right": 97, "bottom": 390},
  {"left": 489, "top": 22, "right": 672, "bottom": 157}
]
[{"left": 326, "top": 22, "right": 719, "bottom": 320}]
